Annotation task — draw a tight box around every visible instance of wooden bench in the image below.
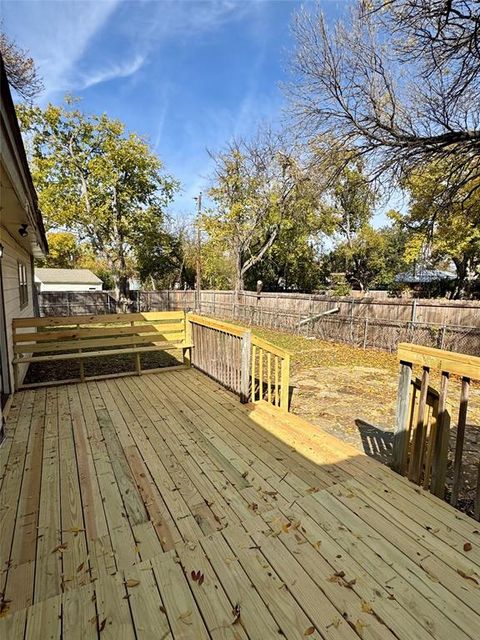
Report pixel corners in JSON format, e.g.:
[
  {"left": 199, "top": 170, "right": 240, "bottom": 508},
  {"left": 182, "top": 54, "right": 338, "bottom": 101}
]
[{"left": 12, "top": 311, "right": 193, "bottom": 389}]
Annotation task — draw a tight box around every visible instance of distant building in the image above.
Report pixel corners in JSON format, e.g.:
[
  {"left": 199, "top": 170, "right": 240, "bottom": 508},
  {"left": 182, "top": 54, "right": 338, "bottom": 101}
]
[
  {"left": 395, "top": 268, "right": 456, "bottom": 297},
  {"left": 35, "top": 268, "right": 103, "bottom": 292}
]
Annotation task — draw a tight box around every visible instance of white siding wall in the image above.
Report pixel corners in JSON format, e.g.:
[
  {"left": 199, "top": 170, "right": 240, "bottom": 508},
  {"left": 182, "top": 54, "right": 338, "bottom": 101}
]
[
  {"left": 38, "top": 282, "right": 102, "bottom": 292},
  {"left": 1, "top": 229, "right": 35, "bottom": 386}
]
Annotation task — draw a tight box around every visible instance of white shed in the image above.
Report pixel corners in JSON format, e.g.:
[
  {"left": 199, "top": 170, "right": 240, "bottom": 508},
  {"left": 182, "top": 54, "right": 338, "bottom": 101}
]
[{"left": 35, "top": 268, "right": 103, "bottom": 292}]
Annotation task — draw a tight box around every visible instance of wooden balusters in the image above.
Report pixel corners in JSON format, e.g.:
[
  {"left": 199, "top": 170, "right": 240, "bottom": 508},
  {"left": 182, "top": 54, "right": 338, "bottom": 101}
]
[
  {"left": 409, "top": 366, "right": 430, "bottom": 484},
  {"left": 186, "top": 315, "right": 291, "bottom": 412},
  {"left": 430, "top": 372, "right": 450, "bottom": 498},
  {"left": 393, "top": 343, "right": 480, "bottom": 519},
  {"left": 251, "top": 344, "right": 257, "bottom": 401},
  {"left": 451, "top": 376, "right": 470, "bottom": 506},
  {"left": 274, "top": 355, "right": 279, "bottom": 406}
]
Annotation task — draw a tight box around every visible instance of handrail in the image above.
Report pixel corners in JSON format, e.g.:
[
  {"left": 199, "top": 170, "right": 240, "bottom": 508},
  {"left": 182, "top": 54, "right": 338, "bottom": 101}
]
[
  {"left": 393, "top": 342, "right": 480, "bottom": 519},
  {"left": 187, "top": 313, "right": 247, "bottom": 338},
  {"left": 187, "top": 313, "right": 291, "bottom": 411}
]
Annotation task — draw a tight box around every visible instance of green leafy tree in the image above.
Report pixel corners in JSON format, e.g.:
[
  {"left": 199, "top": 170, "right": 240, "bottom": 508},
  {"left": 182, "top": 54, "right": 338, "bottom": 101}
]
[
  {"left": 204, "top": 133, "right": 330, "bottom": 293},
  {"left": 329, "top": 224, "right": 408, "bottom": 292},
  {"left": 18, "top": 99, "right": 179, "bottom": 297},
  {"left": 37, "top": 231, "right": 80, "bottom": 269},
  {"left": 245, "top": 213, "right": 327, "bottom": 292},
  {"left": 401, "top": 162, "right": 480, "bottom": 298}
]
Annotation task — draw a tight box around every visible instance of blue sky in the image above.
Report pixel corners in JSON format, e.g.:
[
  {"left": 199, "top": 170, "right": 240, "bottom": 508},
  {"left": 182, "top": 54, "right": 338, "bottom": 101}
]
[{"left": 3, "top": 0, "right": 389, "bottom": 223}]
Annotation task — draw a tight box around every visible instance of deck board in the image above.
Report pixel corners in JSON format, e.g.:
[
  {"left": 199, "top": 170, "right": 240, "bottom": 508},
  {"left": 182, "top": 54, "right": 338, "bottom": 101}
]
[{"left": 1, "top": 367, "right": 479, "bottom": 638}]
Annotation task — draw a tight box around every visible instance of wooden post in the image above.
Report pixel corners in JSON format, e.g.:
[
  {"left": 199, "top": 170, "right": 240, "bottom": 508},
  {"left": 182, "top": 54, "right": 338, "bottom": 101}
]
[
  {"left": 392, "top": 361, "right": 413, "bottom": 474},
  {"left": 280, "top": 353, "right": 290, "bottom": 412},
  {"left": 240, "top": 331, "right": 251, "bottom": 403},
  {"left": 183, "top": 312, "right": 193, "bottom": 367},
  {"left": 439, "top": 325, "right": 446, "bottom": 350},
  {"left": 430, "top": 371, "right": 450, "bottom": 498},
  {"left": 13, "top": 361, "right": 19, "bottom": 391},
  {"left": 77, "top": 324, "right": 85, "bottom": 382},
  {"left": 131, "top": 320, "right": 141, "bottom": 375},
  {"left": 363, "top": 318, "right": 368, "bottom": 349}
]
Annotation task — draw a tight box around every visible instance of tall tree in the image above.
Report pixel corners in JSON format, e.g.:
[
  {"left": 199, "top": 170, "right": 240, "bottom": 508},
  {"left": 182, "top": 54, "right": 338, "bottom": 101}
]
[
  {"left": 0, "top": 25, "right": 43, "bottom": 99},
  {"left": 400, "top": 162, "right": 480, "bottom": 297},
  {"left": 321, "top": 159, "right": 378, "bottom": 290},
  {"left": 204, "top": 132, "right": 328, "bottom": 293},
  {"left": 18, "top": 100, "right": 179, "bottom": 297},
  {"left": 290, "top": 1, "right": 480, "bottom": 198},
  {"left": 329, "top": 223, "right": 408, "bottom": 292}
]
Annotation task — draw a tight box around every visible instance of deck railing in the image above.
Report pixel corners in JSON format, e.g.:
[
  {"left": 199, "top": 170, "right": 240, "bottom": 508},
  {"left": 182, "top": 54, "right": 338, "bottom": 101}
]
[
  {"left": 187, "top": 314, "right": 291, "bottom": 410},
  {"left": 392, "top": 342, "right": 480, "bottom": 518}
]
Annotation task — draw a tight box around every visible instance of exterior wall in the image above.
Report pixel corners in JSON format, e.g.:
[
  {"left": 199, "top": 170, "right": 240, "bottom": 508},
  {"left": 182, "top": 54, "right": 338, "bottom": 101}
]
[
  {"left": 37, "top": 282, "right": 102, "bottom": 293},
  {"left": 0, "top": 228, "right": 35, "bottom": 387}
]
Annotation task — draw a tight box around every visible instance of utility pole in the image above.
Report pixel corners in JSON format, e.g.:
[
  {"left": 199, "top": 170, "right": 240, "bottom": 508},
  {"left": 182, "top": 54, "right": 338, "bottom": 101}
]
[{"left": 194, "top": 192, "right": 202, "bottom": 312}]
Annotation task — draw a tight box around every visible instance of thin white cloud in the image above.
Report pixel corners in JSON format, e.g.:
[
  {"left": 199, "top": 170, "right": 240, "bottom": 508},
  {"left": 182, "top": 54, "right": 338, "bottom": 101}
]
[
  {"left": 79, "top": 54, "right": 146, "bottom": 90},
  {"left": 2, "top": 0, "right": 121, "bottom": 101}
]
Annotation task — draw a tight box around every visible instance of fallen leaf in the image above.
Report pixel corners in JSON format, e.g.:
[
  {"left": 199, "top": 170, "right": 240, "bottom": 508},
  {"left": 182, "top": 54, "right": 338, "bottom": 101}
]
[
  {"left": 232, "top": 603, "right": 241, "bottom": 625},
  {"left": 77, "top": 562, "right": 84, "bottom": 573},
  {"left": 51, "top": 543, "right": 68, "bottom": 554},
  {"left": 304, "top": 626, "right": 315, "bottom": 636},
  {"left": 198, "top": 573, "right": 205, "bottom": 586},
  {"left": 463, "top": 542, "right": 472, "bottom": 552},
  {"left": 125, "top": 579, "right": 140, "bottom": 588},
  {"left": 457, "top": 569, "right": 479, "bottom": 585},
  {"left": 98, "top": 618, "right": 107, "bottom": 633},
  {"left": 179, "top": 611, "right": 193, "bottom": 625},
  {"left": 361, "top": 601, "right": 373, "bottom": 614}
]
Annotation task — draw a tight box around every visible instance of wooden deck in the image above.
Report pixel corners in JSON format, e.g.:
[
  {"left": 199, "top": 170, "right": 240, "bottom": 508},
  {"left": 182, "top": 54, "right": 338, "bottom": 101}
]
[{"left": 1, "top": 368, "right": 479, "bottom": 639}]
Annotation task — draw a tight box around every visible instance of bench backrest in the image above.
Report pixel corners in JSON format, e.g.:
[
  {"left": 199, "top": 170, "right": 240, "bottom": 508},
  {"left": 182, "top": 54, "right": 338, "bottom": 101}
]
[{"left": 12, "top": 311, "right": 190, "bottom": 388}]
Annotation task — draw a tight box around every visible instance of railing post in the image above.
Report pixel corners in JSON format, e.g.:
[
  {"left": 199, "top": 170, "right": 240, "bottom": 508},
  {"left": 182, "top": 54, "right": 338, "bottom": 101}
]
[
  {"left": 392, "top": 360, "right": 412, "bottom": 474},
  {"left": 280, "top": 353, "right": 290, "bottom": 412},
  {"left": 240, "top": 330, "right": 252, "bottom": 403},
  {"left": 183, "top": 312, "right": 193, "bottom": 367}
]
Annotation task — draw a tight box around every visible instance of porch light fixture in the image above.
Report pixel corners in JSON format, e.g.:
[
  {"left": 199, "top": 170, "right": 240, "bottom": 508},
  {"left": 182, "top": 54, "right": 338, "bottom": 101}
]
[
  {"left": 18, "top": 223, "right": 28, "bottom": 237},
  {"left": 0, "top": 243, "right": 3, "bottom": 259}
]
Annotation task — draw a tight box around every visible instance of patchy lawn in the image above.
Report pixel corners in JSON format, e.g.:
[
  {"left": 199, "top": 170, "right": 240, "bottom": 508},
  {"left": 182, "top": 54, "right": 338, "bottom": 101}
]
[{"left": 250, "top": 326, "right": 398, "bottom": 455}]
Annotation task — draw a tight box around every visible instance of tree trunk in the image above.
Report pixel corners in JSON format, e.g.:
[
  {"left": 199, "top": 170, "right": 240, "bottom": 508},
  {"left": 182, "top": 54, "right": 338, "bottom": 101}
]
[{"left": 234, "top": 248, "right": 244, "bottom": 294}]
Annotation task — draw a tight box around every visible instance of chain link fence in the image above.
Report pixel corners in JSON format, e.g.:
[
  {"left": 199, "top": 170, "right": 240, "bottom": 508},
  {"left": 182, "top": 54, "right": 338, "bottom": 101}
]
[{"left": 38, "top": 290, "right": 480, "bottom": 355}]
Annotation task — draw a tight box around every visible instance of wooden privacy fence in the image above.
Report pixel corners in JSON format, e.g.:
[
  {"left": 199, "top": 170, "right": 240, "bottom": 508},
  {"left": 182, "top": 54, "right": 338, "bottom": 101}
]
[
  {"left": 38, "top": 290, "right": 480, "bottom": 355},
  {"left": 187, "top": 314, "right": 291, "bottom": 410},
  {"left": 392, "top": 343, "right": 480, "bottom": 518},
  {"left": 12, "top": 311, "right": 192, "bottom": 389}
]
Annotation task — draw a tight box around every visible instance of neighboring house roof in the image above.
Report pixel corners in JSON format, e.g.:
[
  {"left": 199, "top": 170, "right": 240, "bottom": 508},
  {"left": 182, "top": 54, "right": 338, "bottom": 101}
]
[
  {"left": 0, "top": 54, "right": 48, "bottom": 255},
  {"left": 395, "top": 269, "right": 456, "bottom": 284},
  {"left": 35, "top": 268, "right": 102, "bottom": 285}
]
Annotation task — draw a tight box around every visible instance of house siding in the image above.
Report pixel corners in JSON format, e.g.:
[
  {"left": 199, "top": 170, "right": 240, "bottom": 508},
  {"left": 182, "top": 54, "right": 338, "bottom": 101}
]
[{"left": 0, "top": 228, "right": 35, "bottom": 387}]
